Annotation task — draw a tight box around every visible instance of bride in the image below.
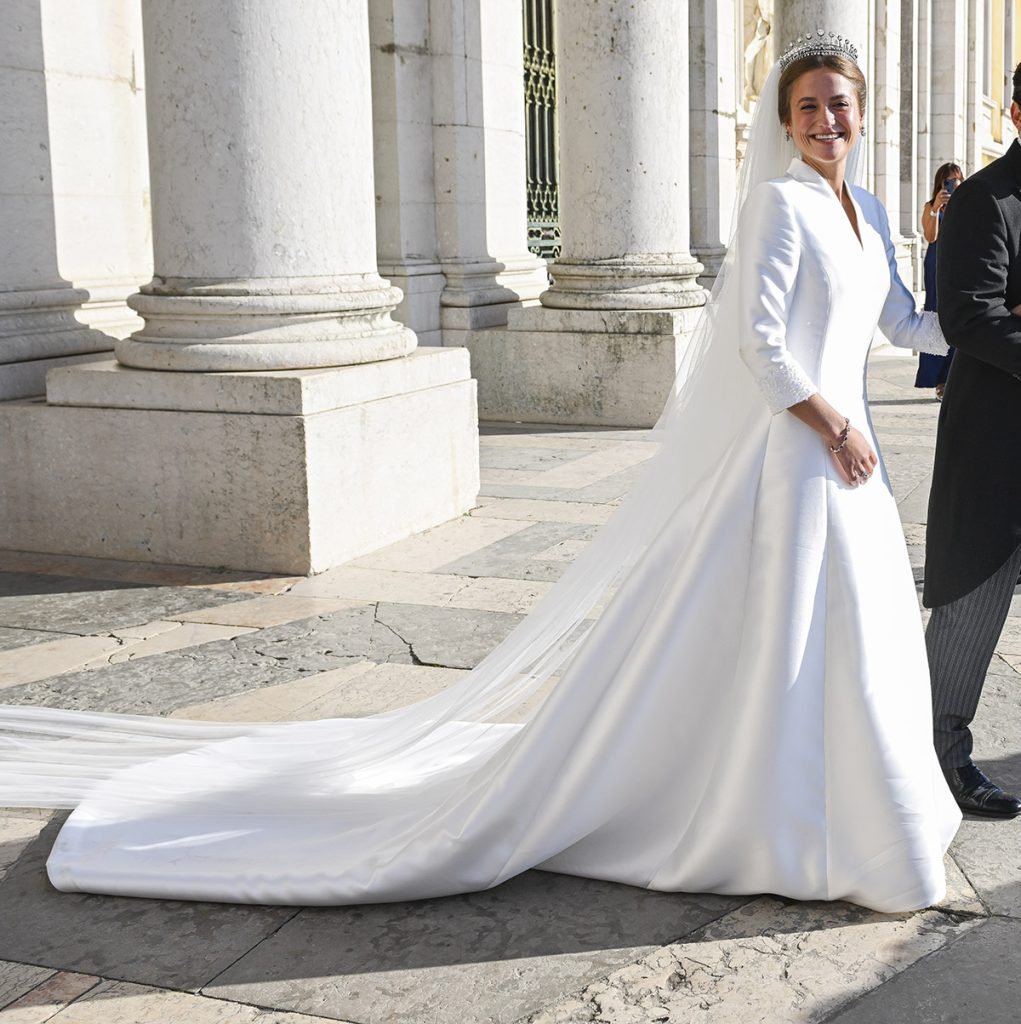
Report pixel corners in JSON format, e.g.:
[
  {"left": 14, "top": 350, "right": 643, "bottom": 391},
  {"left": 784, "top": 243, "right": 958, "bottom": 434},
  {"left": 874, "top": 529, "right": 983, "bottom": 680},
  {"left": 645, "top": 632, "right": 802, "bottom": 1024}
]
[{"left": 0, "top": 36, "right": 961, "bottom": 912}]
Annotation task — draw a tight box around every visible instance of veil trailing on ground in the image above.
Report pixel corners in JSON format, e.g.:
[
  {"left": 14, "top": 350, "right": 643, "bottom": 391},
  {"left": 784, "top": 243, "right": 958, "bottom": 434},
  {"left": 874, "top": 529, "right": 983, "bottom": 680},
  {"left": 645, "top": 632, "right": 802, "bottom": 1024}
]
[{"left": 0, "top": 59, "right": 867, "bottom": 814}]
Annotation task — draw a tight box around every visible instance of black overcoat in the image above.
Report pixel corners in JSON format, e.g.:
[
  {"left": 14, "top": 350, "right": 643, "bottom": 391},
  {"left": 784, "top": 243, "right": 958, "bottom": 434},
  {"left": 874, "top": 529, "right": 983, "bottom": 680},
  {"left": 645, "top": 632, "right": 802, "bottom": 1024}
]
[{"left": 925, "top": 139, "right": 1021, "bottom": 607}]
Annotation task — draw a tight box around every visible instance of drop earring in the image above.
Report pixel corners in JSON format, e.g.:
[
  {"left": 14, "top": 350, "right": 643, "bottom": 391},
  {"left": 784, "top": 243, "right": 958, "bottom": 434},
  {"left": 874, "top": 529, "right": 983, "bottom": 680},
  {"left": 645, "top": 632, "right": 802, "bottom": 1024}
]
[
  {"left": 785, "top": 128, "right": 792, "bottom": 141},
  {"left": 860, "top": 124, "right": 867, "bottom": 137}
]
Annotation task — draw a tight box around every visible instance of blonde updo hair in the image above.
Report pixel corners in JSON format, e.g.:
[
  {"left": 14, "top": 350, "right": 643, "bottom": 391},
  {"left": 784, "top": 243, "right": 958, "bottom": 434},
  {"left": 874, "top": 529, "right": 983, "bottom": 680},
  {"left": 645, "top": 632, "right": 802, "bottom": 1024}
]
[{"left": 777, "top": 53, "right": 867, "bottom": 128}]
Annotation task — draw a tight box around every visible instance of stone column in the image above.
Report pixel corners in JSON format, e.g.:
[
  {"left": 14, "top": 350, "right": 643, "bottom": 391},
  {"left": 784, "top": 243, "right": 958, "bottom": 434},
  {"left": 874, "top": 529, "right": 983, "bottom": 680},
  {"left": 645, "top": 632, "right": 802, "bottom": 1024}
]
[
  {"left": 0, "top": 0, "right": 479, "bottom": 574},
  {"left": 929, "top": 0, "right": 969, "bottom": 171},
  {"left": 900, "top": 0, "right": 925, "bottom": 292},
  {"left": 690, "top": 0, "right": 740, "bottom": 287},
  {"left": 370, "top": 0, "right": 446, "bottom": 347},
  {"left": 0, "top": 2, "right": 128, "bottom": 400},
  {"left": 914, "top": 0, "right": 934, "bottom": 235},
  {"left": 466, "top": 0, "right": 707, "bottom": 427},
  {"left": 1003, "top": 3, "right": 1011, "bottom": 113},
  {"left": 430, "top": 0, "right": 549, "bottom": 346},
  {"left": 541, "top": 0, "right": 704, "bottom": 312},
  {"left": 115, "top": 0, "right": 414, "bottom": 372},
  {"left": 872, "top": 0, "right": 913, "bottom": 285},
  {"left": 964, "top": 0, "right": 984, "bottom": 171}
]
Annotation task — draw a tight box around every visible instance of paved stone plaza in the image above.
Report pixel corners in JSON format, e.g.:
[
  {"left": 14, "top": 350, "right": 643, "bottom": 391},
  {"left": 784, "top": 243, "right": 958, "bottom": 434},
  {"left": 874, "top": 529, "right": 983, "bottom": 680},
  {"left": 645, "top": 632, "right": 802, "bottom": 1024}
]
[{"left": 1, "top": 348, "right": 1019, "bottom": 1024}]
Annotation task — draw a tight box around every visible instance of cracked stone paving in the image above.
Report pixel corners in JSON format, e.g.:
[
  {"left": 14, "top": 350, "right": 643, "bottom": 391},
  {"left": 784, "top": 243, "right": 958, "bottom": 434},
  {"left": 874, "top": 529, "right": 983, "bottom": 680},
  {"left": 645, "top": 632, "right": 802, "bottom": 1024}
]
[{"left": 1, "top": 350, "right": 1019, "bottom": 1023}]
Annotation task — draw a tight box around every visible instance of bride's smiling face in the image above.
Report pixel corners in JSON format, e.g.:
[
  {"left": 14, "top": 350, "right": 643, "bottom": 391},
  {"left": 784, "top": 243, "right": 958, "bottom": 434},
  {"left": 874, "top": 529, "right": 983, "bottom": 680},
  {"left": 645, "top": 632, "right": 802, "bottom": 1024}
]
[{"left": 786, "top": 69, "right": 863, "bottom": 171}]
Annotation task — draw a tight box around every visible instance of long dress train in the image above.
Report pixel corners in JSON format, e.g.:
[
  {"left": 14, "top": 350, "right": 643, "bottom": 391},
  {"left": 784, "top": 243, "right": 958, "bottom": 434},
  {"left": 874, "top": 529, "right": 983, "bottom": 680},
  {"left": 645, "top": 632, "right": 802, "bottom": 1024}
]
[{"left": 1, "top": 155, "right": 960, "bottom": 912}]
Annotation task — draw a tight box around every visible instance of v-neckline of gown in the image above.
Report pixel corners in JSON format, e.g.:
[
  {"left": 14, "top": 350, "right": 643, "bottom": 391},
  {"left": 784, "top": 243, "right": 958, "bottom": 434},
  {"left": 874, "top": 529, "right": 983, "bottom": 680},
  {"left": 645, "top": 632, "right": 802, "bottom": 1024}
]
[
  {"left": 788, "top": 157, "right": 865, "bottom": 252},
  {"left": 839, "top": 183, "right": 864, "bottom": 250}
]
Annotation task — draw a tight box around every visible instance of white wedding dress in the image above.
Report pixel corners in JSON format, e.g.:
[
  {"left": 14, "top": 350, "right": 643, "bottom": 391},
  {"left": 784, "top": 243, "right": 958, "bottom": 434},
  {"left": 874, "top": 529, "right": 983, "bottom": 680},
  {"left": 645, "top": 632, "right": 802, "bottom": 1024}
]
[
  {"left": 0, "top": 154, "right": 960, "bottom": 913},
  {"left": 0, "top": 53, "right": 962, "bottom": 911}
]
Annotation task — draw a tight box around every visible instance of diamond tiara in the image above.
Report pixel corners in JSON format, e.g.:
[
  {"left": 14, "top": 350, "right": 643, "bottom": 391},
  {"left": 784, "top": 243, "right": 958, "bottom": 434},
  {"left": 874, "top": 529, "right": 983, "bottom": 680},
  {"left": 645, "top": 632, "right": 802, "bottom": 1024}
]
[{"left": 778, "top": 30, "right": 859, "bottom": 70}]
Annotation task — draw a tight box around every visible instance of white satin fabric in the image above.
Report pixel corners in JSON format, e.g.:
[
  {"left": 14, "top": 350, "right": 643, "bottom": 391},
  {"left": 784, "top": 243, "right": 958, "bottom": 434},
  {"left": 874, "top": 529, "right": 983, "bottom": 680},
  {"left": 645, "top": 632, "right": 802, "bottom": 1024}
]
[{"left": 38, "top": 159, "right": 961, "bottom": 911}]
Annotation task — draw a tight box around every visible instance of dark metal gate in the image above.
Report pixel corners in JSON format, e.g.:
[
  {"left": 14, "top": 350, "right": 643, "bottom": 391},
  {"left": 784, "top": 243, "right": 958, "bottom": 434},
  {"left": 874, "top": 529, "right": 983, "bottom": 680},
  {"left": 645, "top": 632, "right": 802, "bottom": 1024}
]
[{"left": 523, "top": 0, "right": 560, "bottom": 260}]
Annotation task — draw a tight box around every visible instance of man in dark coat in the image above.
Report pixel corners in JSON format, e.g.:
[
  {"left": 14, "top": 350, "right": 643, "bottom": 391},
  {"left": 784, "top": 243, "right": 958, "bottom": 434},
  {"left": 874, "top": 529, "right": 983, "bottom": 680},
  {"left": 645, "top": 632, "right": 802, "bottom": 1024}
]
[{"left": 925, "top": 64, "right": 1021, "bottom": 818}]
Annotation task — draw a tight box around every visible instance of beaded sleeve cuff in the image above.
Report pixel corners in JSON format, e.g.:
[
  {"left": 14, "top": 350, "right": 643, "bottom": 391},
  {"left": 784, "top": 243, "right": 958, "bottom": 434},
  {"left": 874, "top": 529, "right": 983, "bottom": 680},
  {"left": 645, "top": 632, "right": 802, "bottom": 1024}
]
[
  {"left": 755, "top": 357, "right": 818, "bottom": 414},
  {"left": 910, "top": 310, "right": 950, "bottom": 356}
]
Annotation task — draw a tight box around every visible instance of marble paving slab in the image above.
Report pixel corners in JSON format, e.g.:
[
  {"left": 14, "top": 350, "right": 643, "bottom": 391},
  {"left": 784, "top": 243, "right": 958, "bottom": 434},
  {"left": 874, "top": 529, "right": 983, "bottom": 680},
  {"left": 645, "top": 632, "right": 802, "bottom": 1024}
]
[
  {"left": 0, "top": 572, "right": 250, "bottom": 635},
  {"left": 0, "top": 816, "right": 298, "bottom": 992},
  {"left": 478, "top": 461, "right": 651, "bottom": 505},
  {"left": 471, "top": 497, "right": 614, "bottom": 526},
  {"left": 947, "top": 671, "right": 1021, "bottom": 919},
  {"left": 170, "top": 661, "right": 466, "bottom": 722},
  {"left": 479, "top": 424, "right": 659, "bottom": 445},
  {"left": 373, "top": 602, "right": 524, "bottom": 669},
  {"left": 827, "top": 916, "right": 1019, "bottom": 1023},
  {"left": 293, "top": 566, "right": 555, "bottom": 613},
  {"left": 0, "top": 626, "right": 75, "bottom": 653},
  {"left": 437, "top": 522, "right": 594, "bottom": 582},
  {"left": 479, "top": 446, "right": 593, "bottom": 472},
  {"left": 30, "top": 978, "right": 350, "bottom": 1023},
  {"left": 0, "top": 634, "right": 147, "bottom": 690},
  {"left": 528, "top": 897, "right": 977, "bottom": 1024},
  {"left": 170, "top": 594, "right": 364, "bottom": 629},
  {"left": 349, "top": 517, "right": 533, "bottom": 574},
  {"left": 0, "top": 605, "right": 412, "bottom": 715},
  {"left": 0, "top": 550, "right": 296, "bottom": 593},
  {"left": 0, "top": 601, "right": 525, "bottom": 713},
  {"left": 204, "top": 871, "right": 744, "bottom": 1024},
  {"left": 0, "top": 959, "right": 55, "bottom": 1009},
  {"left": 0, "top": 969, "right": 101, "bottom": 1022}
]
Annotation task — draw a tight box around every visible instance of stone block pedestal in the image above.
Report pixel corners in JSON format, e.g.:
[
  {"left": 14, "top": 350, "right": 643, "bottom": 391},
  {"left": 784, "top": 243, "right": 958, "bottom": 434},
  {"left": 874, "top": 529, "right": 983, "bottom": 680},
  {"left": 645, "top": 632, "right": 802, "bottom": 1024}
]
[
  {"left": 464, "top": 306, "right": 704, "bottom": 428},
  {"left": 0, "top": 349, "right": 479, "bottom": 574}
]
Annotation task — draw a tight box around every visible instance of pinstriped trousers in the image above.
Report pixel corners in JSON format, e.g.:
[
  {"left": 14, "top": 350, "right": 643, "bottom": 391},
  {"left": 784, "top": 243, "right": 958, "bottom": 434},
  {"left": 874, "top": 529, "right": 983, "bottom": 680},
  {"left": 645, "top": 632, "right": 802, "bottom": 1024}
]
[{"left": 926, "top": 544, "right": 1021, "bottom": 769}]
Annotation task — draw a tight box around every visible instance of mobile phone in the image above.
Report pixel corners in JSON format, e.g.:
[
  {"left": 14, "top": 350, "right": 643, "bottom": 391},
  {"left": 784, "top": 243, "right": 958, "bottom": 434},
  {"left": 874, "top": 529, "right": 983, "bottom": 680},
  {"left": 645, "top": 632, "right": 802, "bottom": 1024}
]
[{"left": 944, "top": 177, "right": 958, "bottom": 194}]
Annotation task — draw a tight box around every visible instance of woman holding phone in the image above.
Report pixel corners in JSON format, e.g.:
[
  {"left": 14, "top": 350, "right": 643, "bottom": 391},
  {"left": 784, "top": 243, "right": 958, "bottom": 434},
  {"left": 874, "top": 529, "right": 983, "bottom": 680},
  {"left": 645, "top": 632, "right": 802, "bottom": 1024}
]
[{"left": 916, "top": 162, "right": 965, "bottom": 397}]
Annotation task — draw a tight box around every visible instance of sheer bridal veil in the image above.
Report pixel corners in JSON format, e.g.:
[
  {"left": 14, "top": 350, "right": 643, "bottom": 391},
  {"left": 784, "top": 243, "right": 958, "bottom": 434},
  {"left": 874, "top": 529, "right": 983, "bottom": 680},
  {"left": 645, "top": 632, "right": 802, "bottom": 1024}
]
[{"left": 0, "top": 58, "right": 865, "bottom": 812}]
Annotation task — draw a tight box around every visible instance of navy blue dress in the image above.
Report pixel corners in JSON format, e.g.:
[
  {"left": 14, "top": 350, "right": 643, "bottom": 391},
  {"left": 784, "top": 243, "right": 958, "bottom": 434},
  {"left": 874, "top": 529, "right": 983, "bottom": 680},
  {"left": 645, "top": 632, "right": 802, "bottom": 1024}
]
[{"left": 915, "top": 216, "right": 955, "bottom": 387}]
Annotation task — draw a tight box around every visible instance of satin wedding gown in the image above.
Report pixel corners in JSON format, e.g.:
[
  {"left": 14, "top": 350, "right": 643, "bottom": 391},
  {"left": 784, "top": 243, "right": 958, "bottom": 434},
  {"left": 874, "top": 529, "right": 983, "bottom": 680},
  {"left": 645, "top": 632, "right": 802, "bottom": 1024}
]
[{"left": 2, "top": 158, "right": 961, "bottom": 913}]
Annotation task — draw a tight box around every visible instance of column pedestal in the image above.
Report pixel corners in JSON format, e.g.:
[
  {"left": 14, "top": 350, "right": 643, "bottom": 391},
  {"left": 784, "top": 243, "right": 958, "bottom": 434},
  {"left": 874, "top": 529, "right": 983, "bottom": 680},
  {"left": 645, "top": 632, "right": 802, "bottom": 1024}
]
[
  {"left": 430, "top": 0, "right": 549, "bottom": 347},
  {"left": 0, "top": 349, "right": 477, "bottom": 574},
  {"left": 467, "top": 304, "right": 703, "bottom": 427},
  {"left": 0, "top": 0, "right": 479, "bottom": 574},
  {"left": 469, "top": 0, "right": 706, "bottom": 428},
  {"left": 0, "top": 287, "right": 115, "bottom": 400}
]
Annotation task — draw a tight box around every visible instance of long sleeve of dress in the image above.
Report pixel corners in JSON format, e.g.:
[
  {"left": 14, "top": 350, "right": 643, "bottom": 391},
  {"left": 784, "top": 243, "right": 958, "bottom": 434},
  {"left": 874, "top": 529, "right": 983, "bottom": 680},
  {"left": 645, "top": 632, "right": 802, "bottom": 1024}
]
[
  {"left": 736, "top": 183, "right": 818, "bottom": 414},
  {"left": 874, "top": 199, "right": 948, "bottom": 356}
]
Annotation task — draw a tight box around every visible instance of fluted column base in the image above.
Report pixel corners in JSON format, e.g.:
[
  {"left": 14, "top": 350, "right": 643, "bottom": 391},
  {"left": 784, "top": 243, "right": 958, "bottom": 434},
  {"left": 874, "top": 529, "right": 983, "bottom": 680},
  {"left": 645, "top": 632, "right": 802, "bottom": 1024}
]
[
  {"left": 0, "top": 286, "right": 118, "bottom": 399},
  {"left": 439, "top": 255, "right": 549, "bottom": 344},
  {"left": 541, "top": 255, "right": 706, "bottom": 311},
  {"left": 693, "top": 246, "right": 728, "bottom": 289},
  {"left": 116, "top": 275, "right": 417, "bottom": 372}
]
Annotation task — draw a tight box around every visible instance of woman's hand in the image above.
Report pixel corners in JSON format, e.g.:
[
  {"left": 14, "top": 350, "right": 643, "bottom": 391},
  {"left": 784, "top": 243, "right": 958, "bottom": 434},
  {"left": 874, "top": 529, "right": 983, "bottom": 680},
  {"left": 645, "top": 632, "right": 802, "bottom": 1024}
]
[
  {"left": 932, "top": 187, "right": 952, "bottom": 212},
  {"left": 785, "top": 393, "right": 878, "bottom": 486},
  {"left": 831, "top": 427, "right": 878, "bottom": 486}
]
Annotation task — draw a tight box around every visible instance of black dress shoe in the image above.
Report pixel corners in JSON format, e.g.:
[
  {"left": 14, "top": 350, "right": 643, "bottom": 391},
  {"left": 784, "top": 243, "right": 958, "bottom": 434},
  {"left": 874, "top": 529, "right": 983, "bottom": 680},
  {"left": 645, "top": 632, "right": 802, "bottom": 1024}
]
[{"left": 943, "top": 763, "right": 1021, "bottom": 818}]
